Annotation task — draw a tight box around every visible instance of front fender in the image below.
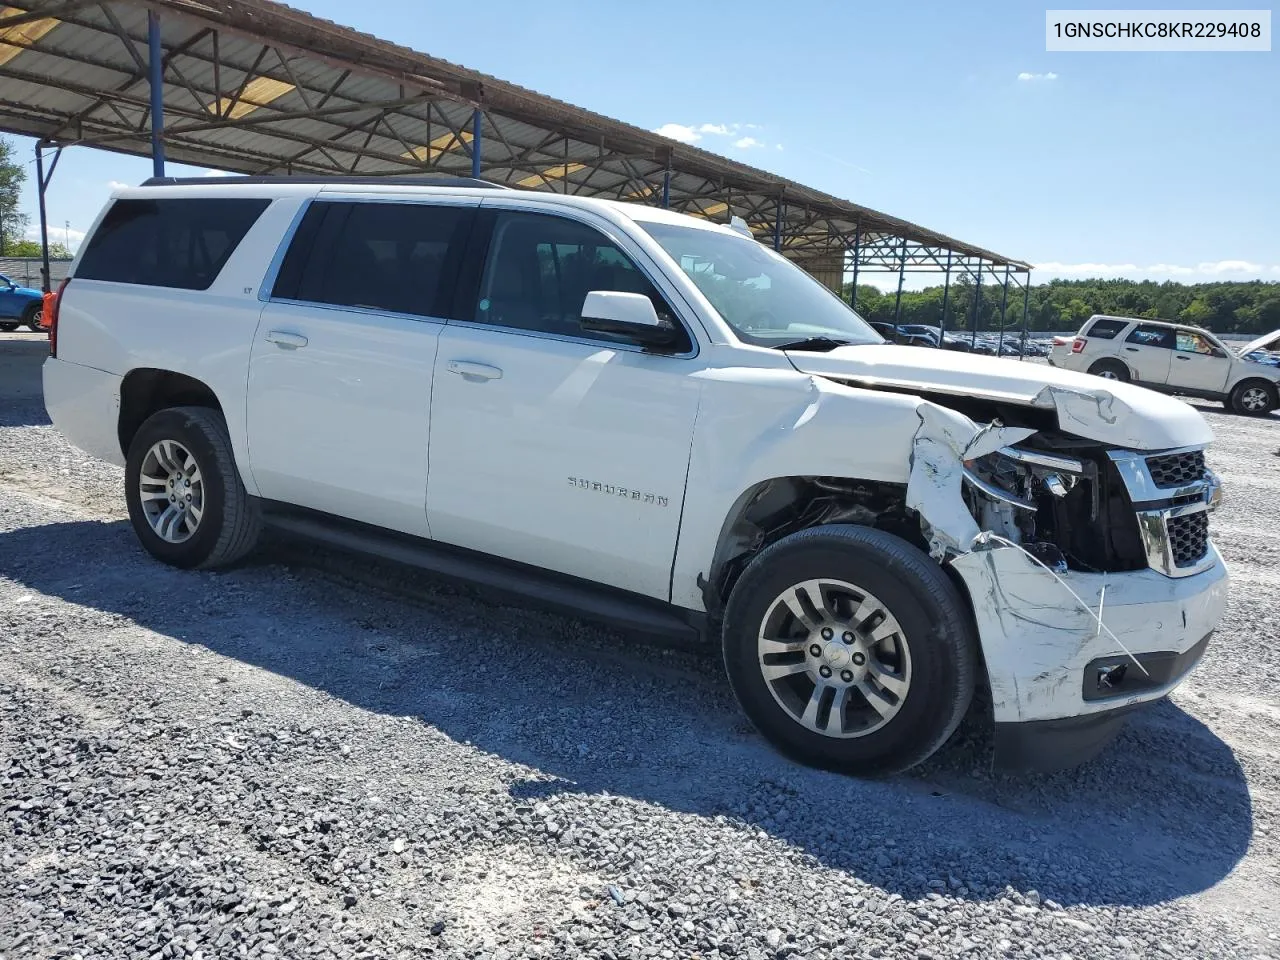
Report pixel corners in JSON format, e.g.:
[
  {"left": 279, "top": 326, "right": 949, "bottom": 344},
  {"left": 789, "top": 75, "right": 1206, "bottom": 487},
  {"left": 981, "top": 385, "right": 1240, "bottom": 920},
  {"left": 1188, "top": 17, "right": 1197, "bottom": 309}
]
[{"left": 671, "top": 369, "right": 925, "bottom": 611}]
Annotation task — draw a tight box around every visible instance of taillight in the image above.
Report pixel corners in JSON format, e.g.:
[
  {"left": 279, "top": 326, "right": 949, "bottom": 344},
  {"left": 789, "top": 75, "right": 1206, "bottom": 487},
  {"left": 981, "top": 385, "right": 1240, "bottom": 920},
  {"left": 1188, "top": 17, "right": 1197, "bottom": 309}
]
[
  {"left": 1071, "top": 337, "right": 1086, "bottom": 354},
  {"left": 49, "top": 277, "right": 69, "bottom": 358}
]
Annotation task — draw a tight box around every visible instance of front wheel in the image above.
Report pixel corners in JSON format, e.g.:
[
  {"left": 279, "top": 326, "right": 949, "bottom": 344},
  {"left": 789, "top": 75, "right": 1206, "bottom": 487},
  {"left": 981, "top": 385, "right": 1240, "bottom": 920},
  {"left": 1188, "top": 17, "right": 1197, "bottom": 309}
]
[
  {"left": 722, "top": 524, "right": 978, "bottom": 777},
  {"left": 1229, "top": 380, "right": 1278, "bottom": 416},
  {"left": 125, "top": 406, "right": 262, "bottom": 569}
]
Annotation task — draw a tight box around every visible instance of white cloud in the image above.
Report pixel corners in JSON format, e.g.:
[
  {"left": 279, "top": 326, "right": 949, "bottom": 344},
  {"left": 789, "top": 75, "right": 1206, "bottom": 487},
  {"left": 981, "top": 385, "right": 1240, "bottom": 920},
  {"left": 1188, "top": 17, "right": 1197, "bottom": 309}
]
[
  {"left": 201, "top": 168, "right": 234, "bottom": 177},
  {"left": 24, "top": 224, "right": 87, "bottom": 249},
  {"left": 107, "top": 180, "right": 130, "bottom": 190},
  {"left": 655, "top": 122, "right": 770, "bottom": 146},
  {"left": 1017, "top": 71, "right": 1059, "bottom": 81},
  {"left": 654, "top": 123, "right": 702, "bottom": 144},
  {"left": 1035, "top": 260, "right": 1277, "bottom": 280}
]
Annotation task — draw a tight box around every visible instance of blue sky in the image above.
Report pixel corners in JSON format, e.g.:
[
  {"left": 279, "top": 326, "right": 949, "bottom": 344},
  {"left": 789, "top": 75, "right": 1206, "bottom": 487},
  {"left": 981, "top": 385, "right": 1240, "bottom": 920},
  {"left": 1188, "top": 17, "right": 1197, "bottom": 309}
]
[{"left": 9, "top": 0, "right": 1279, "bottom": 288}]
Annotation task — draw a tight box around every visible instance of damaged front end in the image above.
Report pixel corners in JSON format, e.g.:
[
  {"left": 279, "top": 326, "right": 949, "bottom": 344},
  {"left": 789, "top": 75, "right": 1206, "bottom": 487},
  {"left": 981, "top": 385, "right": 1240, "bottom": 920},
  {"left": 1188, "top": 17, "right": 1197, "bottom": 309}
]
[{"left": 906, "top": 400, "right": 1228, "bottom": 771}]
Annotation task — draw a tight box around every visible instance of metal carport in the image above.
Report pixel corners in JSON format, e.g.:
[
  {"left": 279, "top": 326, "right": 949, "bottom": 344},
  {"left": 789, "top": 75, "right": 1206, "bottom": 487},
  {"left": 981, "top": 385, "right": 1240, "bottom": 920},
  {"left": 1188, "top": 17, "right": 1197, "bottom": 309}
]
[{"left": 0, "top": 0, "right": 1034, "bottom": 341}]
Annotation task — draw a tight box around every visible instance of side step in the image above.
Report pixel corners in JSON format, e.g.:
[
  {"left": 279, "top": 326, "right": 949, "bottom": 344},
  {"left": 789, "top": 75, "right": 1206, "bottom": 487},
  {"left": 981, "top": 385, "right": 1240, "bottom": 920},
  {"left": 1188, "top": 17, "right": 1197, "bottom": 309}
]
[{"left": 261, "top": 504, "right": 706, "bottom": 645}]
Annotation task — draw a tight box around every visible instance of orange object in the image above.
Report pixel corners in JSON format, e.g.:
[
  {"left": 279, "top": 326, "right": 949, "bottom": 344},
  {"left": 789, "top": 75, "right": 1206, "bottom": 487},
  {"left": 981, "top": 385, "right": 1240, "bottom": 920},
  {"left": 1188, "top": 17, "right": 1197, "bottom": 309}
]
[{"left": 39, "top": 290, "right": 55, "bottom": 331}]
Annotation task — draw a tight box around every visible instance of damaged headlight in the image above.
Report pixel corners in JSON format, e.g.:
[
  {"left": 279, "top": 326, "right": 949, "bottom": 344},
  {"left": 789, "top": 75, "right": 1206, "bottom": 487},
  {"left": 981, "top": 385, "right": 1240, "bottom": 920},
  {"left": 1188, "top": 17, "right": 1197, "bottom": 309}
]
[{"left": 961, "top": 446, "right": 1087, "bottom": 512}]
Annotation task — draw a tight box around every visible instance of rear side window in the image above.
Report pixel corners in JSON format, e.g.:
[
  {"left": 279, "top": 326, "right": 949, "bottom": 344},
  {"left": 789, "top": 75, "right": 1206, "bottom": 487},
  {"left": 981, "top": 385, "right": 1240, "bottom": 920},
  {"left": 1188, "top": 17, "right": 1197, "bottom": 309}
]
[
  {"left": 273, "top": 201, "right": 471, "bottom": 318},
  {"left": 76, "top": 198, "right": 269, "bottom": 290},
  {"left": 1085, "top": 318, "right": 1128, "bottom": 339},
  {"left": 1125, "top": 324, "right": 1176, "bottom": 349}
]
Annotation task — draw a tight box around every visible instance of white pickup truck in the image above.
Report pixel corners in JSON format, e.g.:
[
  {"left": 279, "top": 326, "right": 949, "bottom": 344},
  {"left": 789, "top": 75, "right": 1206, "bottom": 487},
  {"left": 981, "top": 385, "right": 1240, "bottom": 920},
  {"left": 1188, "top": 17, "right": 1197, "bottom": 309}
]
[{"left": 43, "top": 177, "right": 1227, "bottom": 775}]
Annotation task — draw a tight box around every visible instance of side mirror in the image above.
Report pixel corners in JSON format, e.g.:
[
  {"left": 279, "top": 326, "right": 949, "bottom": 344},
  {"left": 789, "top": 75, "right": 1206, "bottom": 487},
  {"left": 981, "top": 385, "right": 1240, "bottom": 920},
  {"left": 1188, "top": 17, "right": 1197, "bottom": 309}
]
[{"left": 579, "top": 291, "right": 680, "bottom": 350}]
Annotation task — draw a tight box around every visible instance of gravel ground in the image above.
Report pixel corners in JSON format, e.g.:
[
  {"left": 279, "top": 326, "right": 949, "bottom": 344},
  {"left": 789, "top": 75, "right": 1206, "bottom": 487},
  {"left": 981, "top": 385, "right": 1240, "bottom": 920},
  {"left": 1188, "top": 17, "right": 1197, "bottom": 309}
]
[{"left": 2, "top": 330, "right": 1279, "bottom": 960}]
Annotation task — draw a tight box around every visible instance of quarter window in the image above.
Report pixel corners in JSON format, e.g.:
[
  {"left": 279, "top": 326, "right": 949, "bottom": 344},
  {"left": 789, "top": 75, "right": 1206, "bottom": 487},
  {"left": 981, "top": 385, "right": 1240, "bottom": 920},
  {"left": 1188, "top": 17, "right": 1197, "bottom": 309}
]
[
  {"left": 77, "top": 198, "right": 270, "bottom": 290},
  {"left": 475, "top": 211, "right": 689, "bottom": 350},
  {"left": 1085, "top": 318, "right": 1128, "bottom": 339}
]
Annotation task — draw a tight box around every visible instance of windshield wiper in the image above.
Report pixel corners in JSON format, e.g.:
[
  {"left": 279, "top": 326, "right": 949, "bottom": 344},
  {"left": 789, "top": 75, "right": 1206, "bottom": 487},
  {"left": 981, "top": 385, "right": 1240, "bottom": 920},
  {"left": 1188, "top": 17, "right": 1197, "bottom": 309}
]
[{"left": 773, "top": 336, "right": 854, "bottom": 352}]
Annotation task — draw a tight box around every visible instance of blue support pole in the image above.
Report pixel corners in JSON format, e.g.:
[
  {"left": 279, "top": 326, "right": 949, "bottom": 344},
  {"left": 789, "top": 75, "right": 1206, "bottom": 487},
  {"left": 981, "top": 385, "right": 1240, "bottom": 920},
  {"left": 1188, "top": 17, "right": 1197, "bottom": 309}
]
[
  {"left": 892, "top": 237, "right": 907, "bottom": 325},
  {"left": 938, "top": 250, "right": 952, "bottom": 348},
  {"left": 148, "top": 11, "right": 165, "bottom": 177},
  {"left": 471, "top": 108, "right": 482, "bottom": 179}
]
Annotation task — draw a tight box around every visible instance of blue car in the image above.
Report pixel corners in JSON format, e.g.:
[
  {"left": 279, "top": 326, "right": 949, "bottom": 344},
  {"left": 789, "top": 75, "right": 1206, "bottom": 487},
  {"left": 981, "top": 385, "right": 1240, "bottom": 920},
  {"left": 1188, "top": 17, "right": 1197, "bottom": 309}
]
[{"left": 0, "top": 274, "right": 44, "bottom": 331}]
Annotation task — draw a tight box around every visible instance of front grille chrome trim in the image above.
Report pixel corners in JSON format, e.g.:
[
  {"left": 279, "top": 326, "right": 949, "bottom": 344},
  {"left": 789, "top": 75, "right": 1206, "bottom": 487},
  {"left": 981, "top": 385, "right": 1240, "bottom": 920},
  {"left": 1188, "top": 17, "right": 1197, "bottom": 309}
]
[{"left": 1109, "top": 447, "right": 1219, "bottom": 578}]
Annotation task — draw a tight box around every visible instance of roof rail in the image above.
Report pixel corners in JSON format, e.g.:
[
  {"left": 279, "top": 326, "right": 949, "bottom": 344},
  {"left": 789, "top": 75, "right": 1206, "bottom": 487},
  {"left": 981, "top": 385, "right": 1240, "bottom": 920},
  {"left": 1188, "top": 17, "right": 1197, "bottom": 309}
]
[{"left": 139, "top": 175, "right": 509, "bottom": 189}]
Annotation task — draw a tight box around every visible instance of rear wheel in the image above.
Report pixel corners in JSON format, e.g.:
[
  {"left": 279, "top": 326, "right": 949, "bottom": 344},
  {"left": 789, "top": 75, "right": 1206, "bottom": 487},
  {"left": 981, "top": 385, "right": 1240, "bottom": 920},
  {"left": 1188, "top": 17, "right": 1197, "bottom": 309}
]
[
  {"left": 0, "top": 321, "right": 17, "bottom": 332},
  {"left": 125, "top": 406, "right": 262, "bottom": 569},
  {"left": 722, "top": 524, "right": 977, "bottom": 777},
  {"left": 1088, "top": 359, "right": 1130, "bottom": 382},
  {"left": 1229, "top": 380, "right": 1278, "bottom": 416}
]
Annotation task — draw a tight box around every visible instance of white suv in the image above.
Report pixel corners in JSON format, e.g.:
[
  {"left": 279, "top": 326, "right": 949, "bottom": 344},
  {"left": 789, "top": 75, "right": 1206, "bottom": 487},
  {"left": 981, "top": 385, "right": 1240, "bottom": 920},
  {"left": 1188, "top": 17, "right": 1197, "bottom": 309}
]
[
  {"left": 1050, "top": 314, "right": 1280, "bottom": 415},
  {"left": 43, "top": 177, "right": 1228, "bottom": 775}
]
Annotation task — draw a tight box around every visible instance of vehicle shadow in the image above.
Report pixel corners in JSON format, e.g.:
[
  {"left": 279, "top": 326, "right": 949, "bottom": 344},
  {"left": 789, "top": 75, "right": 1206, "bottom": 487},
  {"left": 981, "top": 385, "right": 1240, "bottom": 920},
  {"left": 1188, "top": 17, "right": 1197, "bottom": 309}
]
[
  {"left": 0, "top": 518, "right": 1254, "bottom": 911},
  {"left": 0, "top": 338, "right": 52, "bottom": 428}
]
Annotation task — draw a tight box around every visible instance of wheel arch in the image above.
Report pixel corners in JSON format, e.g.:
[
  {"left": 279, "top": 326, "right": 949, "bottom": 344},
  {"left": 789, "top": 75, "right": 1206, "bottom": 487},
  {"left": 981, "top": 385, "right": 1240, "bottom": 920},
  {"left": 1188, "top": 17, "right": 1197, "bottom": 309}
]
[
  {"left": 118, "top": 368, "right": 225, "bottom": 458},
  {"left": 700, "top": 474, "right": 928, "bottom": 618}
]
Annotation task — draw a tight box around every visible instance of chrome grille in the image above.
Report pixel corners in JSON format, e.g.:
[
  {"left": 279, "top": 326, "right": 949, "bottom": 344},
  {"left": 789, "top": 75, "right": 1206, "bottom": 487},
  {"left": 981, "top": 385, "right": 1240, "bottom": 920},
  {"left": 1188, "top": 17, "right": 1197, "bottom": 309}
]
[
  {"left": 1168, "top": 512, "right": 1210, "bottom": 568},
  {"left": 1109, "top": 447, "right": 1219, "bottom": 578},
  {"left": 1146, "top": 450, "right": 1206, "bottom": 489}
]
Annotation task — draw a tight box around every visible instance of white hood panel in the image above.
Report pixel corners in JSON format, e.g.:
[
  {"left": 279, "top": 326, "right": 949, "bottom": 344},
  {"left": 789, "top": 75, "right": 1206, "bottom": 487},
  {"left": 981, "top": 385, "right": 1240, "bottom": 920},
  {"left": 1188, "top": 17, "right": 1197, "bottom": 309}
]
[
  {"left": 1239, "top": 329, "right": 1280, "bottom": 357},
  {"left": 786, "top": 344, "right": 1213, "bottom": 451}
]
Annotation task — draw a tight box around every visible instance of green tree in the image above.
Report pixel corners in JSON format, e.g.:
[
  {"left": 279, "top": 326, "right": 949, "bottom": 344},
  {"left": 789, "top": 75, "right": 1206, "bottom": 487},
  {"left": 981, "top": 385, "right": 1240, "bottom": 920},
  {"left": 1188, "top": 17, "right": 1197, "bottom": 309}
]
[
  {"left": 4, "top": 238, "right": 71, "bottom": 259},
  {"left": 0, "top": 136, "right": 28, "bottom": 256}
]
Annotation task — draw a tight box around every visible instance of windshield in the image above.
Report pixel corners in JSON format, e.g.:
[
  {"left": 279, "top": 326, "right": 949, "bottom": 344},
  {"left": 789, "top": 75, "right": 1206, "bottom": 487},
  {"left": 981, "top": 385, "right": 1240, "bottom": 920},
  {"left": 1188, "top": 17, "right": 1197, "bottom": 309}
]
[{"left": 638, "top": 222, "right": 880, "bottom": 347}]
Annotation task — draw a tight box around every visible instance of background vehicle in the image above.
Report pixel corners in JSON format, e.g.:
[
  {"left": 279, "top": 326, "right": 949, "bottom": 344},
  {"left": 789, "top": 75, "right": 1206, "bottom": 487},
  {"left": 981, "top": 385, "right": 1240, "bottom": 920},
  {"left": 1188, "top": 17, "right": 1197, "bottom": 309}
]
[
  {"left": 43, "top": 177, "right": 1227, "bottom": 776},
  {"left": 869, "top": 322, "right": 934, "bottom": 347},
  {"left": 0, "top": 274, "right": 43, "bottom": 331},
  {"left": 1052, "top": 315, "right": 1280, "bottom": 415}
]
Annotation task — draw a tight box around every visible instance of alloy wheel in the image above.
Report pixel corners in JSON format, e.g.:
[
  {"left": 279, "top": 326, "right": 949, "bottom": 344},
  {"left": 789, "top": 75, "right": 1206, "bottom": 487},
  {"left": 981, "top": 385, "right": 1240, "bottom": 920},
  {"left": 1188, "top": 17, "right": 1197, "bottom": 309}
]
[{"left": 756, "top": 578, "right": 912, "bottom": 738}]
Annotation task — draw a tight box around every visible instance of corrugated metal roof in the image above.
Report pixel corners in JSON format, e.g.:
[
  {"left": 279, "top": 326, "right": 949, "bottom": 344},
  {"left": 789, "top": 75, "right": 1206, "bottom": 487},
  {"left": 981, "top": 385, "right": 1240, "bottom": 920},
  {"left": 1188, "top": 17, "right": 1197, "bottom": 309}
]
[{"left": 0, "top": 0, "right": 1030, "bottom": 271}]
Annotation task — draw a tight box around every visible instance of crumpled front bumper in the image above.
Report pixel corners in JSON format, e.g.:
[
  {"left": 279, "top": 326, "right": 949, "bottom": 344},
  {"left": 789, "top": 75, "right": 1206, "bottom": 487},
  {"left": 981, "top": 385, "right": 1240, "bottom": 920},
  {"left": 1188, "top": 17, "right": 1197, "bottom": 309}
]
[{"left": 950, "top": 543, "right": 1228, "bottom": 770}]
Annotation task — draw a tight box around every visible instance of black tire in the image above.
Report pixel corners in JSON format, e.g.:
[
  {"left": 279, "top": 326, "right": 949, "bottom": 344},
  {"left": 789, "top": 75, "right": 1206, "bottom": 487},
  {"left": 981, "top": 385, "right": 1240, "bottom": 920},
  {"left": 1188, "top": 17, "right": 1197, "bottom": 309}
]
[
  {"left": 125, "top": 406, "right": 262, "bottom": 569},
  {"left": 1228, "top": 379, "right": 1278, "bottom": 416},
  {"left": 21, "top": 302, "right": 42, "bottom": 331},
  {"left": 722, "top": 524, "right": 977, "bottom": 777},
  {"left": 0, "top": 321, "right": 17, "bottom": 332},
  {"left": 1087, "top": 359, "right": 1130, "bottom": 382}
]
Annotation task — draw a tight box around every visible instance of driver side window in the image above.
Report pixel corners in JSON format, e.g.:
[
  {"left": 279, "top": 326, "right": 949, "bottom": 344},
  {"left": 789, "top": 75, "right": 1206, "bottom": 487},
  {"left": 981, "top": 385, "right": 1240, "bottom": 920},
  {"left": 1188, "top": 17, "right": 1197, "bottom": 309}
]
[{"left": 475, "top": 211, "right": 690, "bottom": 350}]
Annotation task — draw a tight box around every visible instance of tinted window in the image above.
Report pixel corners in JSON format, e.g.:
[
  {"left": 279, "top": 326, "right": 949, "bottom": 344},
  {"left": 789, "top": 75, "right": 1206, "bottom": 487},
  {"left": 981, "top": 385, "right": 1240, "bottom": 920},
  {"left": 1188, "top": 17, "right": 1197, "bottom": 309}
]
[
  {"left": 475, "top": 211, "right": 689, "bottom": 350},
  {"left": 1125, "top": 324, "right": 1176, "bottom": 349},
  {"left": 77, "top": 198, "right": 269, "bottom": 290},
  {"left": 281, "top": 201, "right": 470, "bottom": 318},
  {"left": 1086, "top": 318, "right": 1128, "bottom": 339}
]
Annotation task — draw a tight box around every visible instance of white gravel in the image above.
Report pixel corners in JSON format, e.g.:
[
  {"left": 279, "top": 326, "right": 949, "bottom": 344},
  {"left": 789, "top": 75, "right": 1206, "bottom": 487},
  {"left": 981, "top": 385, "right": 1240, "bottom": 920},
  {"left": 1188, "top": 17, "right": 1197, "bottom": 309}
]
[{"left": 2, "top": 330, "right": 1279, "bottom": 960}]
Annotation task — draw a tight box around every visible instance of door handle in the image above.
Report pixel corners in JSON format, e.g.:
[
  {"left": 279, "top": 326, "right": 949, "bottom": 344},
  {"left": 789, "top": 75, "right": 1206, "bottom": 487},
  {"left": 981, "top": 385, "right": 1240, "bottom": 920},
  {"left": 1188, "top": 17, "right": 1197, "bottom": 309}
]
[
  {"left": 265, "top": 330, "right": 308, "bottom": 349},
  {"left": 447, "top": 360, "right": 503, "bottom": 381},
  {"left": 1124, "top": 347, "right": 1140, "bottom": 352},
  {"left": 1175, "top": 355, "right": 1190, "bottom": 360}
]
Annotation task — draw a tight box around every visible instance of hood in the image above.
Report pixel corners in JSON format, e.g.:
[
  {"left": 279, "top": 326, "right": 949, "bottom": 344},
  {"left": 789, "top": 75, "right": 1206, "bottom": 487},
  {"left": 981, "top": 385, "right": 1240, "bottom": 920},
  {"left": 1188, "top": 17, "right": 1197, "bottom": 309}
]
[
  {"left": 5, "top": 283, "right": 40, "bottom": 298},
  {"left": 785, "top": 343, "right": 1213, "bottom": 451},
  {"left": 1239, "top": 329, "right": 1280, "bottom": 357}
]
